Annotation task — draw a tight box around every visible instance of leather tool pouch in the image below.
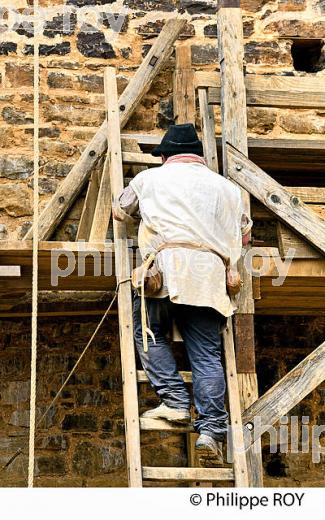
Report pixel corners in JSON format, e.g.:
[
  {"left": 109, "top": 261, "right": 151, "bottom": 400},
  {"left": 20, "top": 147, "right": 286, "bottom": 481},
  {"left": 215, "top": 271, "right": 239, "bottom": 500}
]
[{"left": 132, "top": 260, "right": 163, "bottom": 298}]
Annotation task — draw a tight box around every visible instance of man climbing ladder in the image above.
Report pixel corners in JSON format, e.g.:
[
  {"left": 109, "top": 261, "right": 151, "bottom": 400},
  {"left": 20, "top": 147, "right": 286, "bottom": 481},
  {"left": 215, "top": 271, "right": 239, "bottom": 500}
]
[{"left": 113, "top": 123, "right": 252, "bottom": 465}]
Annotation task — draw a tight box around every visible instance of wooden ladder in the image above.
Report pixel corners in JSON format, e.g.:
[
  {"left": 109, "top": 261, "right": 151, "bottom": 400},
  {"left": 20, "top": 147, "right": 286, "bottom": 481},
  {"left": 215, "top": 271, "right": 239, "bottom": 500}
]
[{"left": 103, "top": 65, "right": 249, "bottom": 487}]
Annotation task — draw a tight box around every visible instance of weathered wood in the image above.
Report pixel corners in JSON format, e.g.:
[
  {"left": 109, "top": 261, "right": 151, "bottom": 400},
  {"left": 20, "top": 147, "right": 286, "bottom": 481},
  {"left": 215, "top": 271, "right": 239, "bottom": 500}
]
[
  {"left": 198, "top": 87, "right": 218, "bottom": 172},
  {"left": 140, "top": 417, "right": 194, "bottom": 432},
  {"left": 106, "top": 67, "right": 142, "bottom": 487},
  {"left": 24, "top": 19, "right": 186, "bottom": 241},
  {"left": 88, "top": 70, "right": 114, "bottom": 242},
  {"left": 243, "top": 341, "right": 325, "bottom": 448},
  {"left": 218, "top": 6, "right": 262, "bottom": 487},
  {"left": 195, "top": 71, "right": 325, "bottom": 109},
  {"left": 76, "top": 167, "right": 102, "bottom": 241},
  {"left": 277, "top": 223, "right": 322, "bottom": 260},
  {"left": 223, "top": 320, "right": 249, "bottom": 487},
  {"left": 143, "top": 467, "right": 234, "bottom": 481},
  {"left": 173, "top": 46, "right": 196, "bottom": 125},
  {"left": 137, "top": 370, "right": 192, "bottom": 383},
  {"left": 0, "top": 266, "right": 21, "bottom": 277},
  {"left": 122, "top": 138, "right": 149, "bottom": 177},
  {"left": 233, "top": 315, "right": 256, "bottom": 373},
  {"left": 227, "top": 144, "right": 325, "bottom": 255},
  {"left": 122, "top": 152, "right": 162, "bottom": 167}
]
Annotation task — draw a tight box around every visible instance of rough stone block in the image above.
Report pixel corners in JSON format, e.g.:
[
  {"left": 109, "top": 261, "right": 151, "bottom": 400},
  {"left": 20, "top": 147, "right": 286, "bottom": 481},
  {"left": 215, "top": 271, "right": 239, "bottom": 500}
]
[
  {"left": 279, "top": 112, "right": 325, "bottom": 134},
  {"left": 72, "top": 441, "right": 125, "bottom": 477},
  {"left": 247, "top": 107, "right": 277, "bottom": 134},
  {"left": 35, "top": 455, "right": 66, "bottom": 476},
  {"left": 1, "top": 381, "right": 30, "bottom": 405},
  {"left": 44, "top": 13, "right": 77, "bottom": 38},
  {"left": 0, "top": 156, "right": 33, "bottom": 180},
  {"left": 265, "top": 19, "right": 325, "bottom": 38},
  {"left": 0, "top": 43, "right": 17, "bottom": 55},
  {"left": 241, "top": 0, "right": 270, "bottom": 10},
  {"left": 36, "top": 435, "right": 69, "bottom": 451},
  {"left": 244, "top": 41, "right": 292, "bottom": 65},
  {"left": 24, "top": 42, "right": 71, "bottom": 56},
  {"left": 179, "top": 1, "right": 217, "bottom": 14},
  {"left": 44, "top": 104, "right": 105, "bottom": 127},
  {"left": 62, "top": 413, "right": 98, "bottom": 431},
  {"left": 76, "top": 389, "right": 109, "bottom": 406},
  {"left": 5, "top": 63, "right": 33, "bottom": 87},
  {"left": 278, "top": 0, "right": 306, "bottom": 11},
  {"left": 44, "top": 162, "right": 73, "bottom": 178},
  {"left": 77, "top": 31, "right": 116, "bottom": 58},
  {"left": 124, "top": 0, "right": 175, "bottom": 11},
  {"left": 2, "top": 107, "right": 33, "bottom": 125},
  {"left": 0, "top": 184, "right": 33, "bottom": 217},
  {"left": 191, "top": 44, "right": 218, "bottom": 64}
]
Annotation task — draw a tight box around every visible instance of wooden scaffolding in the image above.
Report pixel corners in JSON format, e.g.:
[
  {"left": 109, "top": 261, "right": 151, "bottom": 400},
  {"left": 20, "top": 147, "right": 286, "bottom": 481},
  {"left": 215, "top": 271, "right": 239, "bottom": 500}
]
[{"left": 0, "top": 6, "right": 325, "bottom": 487}]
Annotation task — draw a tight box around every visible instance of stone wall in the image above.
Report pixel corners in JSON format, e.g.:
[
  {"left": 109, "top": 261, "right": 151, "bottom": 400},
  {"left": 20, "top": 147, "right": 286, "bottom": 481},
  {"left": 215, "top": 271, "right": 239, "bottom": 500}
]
[
  {"left": 0, "top": 0, "right": 324, "bottom": 488},
  {"left": 0, "top": 315, "right": 324, "bottom": 487},
  {"left": 0, "top": 0, "right": 324, "bottom": 239}
]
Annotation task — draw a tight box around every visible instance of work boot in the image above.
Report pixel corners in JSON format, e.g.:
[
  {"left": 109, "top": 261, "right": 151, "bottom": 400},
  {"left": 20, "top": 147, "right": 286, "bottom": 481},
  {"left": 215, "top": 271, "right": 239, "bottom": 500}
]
[
  {"left": 195, "top": 434, "right": 224, "bottom": 466},
  {"left": 140, "top": 403, "right": 191, "bottom": 424}
]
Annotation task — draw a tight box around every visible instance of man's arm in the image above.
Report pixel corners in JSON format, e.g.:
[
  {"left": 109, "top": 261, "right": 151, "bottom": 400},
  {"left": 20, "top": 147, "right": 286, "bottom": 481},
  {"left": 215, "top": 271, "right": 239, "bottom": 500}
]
[
  {"left": 112, "top": 185, "right": 139, "bottom": 223},
  {"left": 241, "top": 214, "right": 253, "bottom": 246}
]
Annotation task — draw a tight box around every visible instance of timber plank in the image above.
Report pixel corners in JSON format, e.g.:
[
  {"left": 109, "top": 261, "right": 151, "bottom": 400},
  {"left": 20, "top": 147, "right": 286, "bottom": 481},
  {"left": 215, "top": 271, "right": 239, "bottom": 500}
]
[
  {"left": 173, "top": 46, "right": 196, "bottom": 125},
  {"left": 198, "top": 88, "right": 218, "bottom": 172},
  {"left": 143, "top": 467, "right": 234, "bottom": 481},
  {"left": 227, "top": 144, "right": 325, "bottom": 255},
  {"left": 195, "top": 71, "right": 325, "bottom": 108},
  {"left": 243, "top": 342, "right": 325, "bottom": 449},
  {"left": 23, "top": 19, "right": 186, "bottom": 241}
]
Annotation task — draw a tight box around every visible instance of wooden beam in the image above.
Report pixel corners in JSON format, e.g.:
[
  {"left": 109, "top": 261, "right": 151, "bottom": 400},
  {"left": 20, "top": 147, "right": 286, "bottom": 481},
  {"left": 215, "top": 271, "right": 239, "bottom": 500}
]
[
  {"left": 0, "top": 266, "right": 21, "bottom": 277},
  {"left": 195, "top": 71, "right": 325, "bottom": 109},
  {"left": 23, "top": 19, "right": 186, "bottom": 241},
  {"left": 122, "top": 152, "right": 162, "bottom": 167},
  {"left": 106, "top": 67, "right": 142, "bottom": 487},
  {"left": 143, "top": 467, "right": 234, "bottom": 481},
  {"left": 218, "top": 5, "right": 263, "bottom": 487},
  {"left": 243, "top": 341, "right": 325, "bottom": 448},
  {"left": 88, "top": 70, "right": 114, "bottom": 242},
  {"left": 173, "top": 46, "right": 196, "bottom": 125},
  {"left": 227, "top": 144, "right": 325, "bottom": 255},
  {"left": 76, "top": 167, "right": 102, "bottom": 241},
  {"left": 198, "top": 88, "right": 218, "bottom": 172}
]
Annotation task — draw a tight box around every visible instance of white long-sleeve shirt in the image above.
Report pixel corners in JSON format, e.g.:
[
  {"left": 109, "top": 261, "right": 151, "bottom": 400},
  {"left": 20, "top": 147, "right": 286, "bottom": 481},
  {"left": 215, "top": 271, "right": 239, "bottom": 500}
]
[{"left": 115, "top": 160, "right": 252, "bottom": 317}]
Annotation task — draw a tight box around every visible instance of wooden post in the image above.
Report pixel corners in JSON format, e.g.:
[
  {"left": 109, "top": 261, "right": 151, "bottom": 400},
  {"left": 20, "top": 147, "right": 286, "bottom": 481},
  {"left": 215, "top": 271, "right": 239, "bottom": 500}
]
[
  {"left": 76, "top": 167, "right": 102, "bottom": 241},
  {"left": 24, "top": 19, "right": 186, "bottom": 241},
  {"left": 198, "top": 87, "right": 218, "bottom": 172},
  {"left": 223, "top": 320, "right": 249, "bottom": 487},
  {"left": 173, "top": 46, "right": 196, "bottom": 125},
  {"left": 105, "top": 67, "right": 142, "bottom": 487},
  {"left": 218, "top": 5, "right": 263, "bottom": 486}
]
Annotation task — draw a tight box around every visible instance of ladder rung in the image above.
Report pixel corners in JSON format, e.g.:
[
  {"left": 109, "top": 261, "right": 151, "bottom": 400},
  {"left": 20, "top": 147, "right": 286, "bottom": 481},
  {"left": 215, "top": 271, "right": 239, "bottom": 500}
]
[
  {"left": 137, "top": 370, "right": 193, "bottom": 383},
  {"left": 140, "top": 417, "right": 194, "bottom": 432},
  {"left": 143, "top": 466, "right": 234, "bottom": 481}
]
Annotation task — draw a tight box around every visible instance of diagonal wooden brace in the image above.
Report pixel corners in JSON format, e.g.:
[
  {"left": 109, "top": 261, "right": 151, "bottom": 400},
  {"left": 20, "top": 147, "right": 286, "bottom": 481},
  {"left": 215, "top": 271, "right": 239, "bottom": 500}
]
[
  {"left": 226, "top": 143, "right": 325, "bottom": 255},
  {"left": 23, "top": 18, "right": 186, "bottom": 241},
  {"left": 243, "top": 341, "right": 325, "bottom": 450}
]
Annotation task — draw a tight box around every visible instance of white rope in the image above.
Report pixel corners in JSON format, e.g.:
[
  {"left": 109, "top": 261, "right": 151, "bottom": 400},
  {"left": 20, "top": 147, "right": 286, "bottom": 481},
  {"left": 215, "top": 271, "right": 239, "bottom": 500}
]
[{"left": 28, "top": 0, "right": 39, "bottom": 488}]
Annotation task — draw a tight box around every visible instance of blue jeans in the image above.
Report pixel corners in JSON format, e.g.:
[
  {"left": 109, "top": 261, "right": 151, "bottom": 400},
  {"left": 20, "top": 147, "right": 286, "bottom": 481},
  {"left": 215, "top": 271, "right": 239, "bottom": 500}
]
[{"left": 133, "top": 295, "right": 229, "bottom": 441}]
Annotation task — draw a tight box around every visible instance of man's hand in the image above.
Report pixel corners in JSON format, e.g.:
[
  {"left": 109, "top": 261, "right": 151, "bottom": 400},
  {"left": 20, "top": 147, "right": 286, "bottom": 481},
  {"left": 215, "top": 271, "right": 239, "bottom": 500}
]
[{"left": 242, "top": 232, "right": 251, "bottom": 247}]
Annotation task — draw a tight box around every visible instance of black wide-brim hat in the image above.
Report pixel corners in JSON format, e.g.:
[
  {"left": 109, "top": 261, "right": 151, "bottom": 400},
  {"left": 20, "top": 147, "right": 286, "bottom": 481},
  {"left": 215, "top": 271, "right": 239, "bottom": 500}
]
[{"left": 151, "top": 123, "right": 204, "bottom": 157}]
